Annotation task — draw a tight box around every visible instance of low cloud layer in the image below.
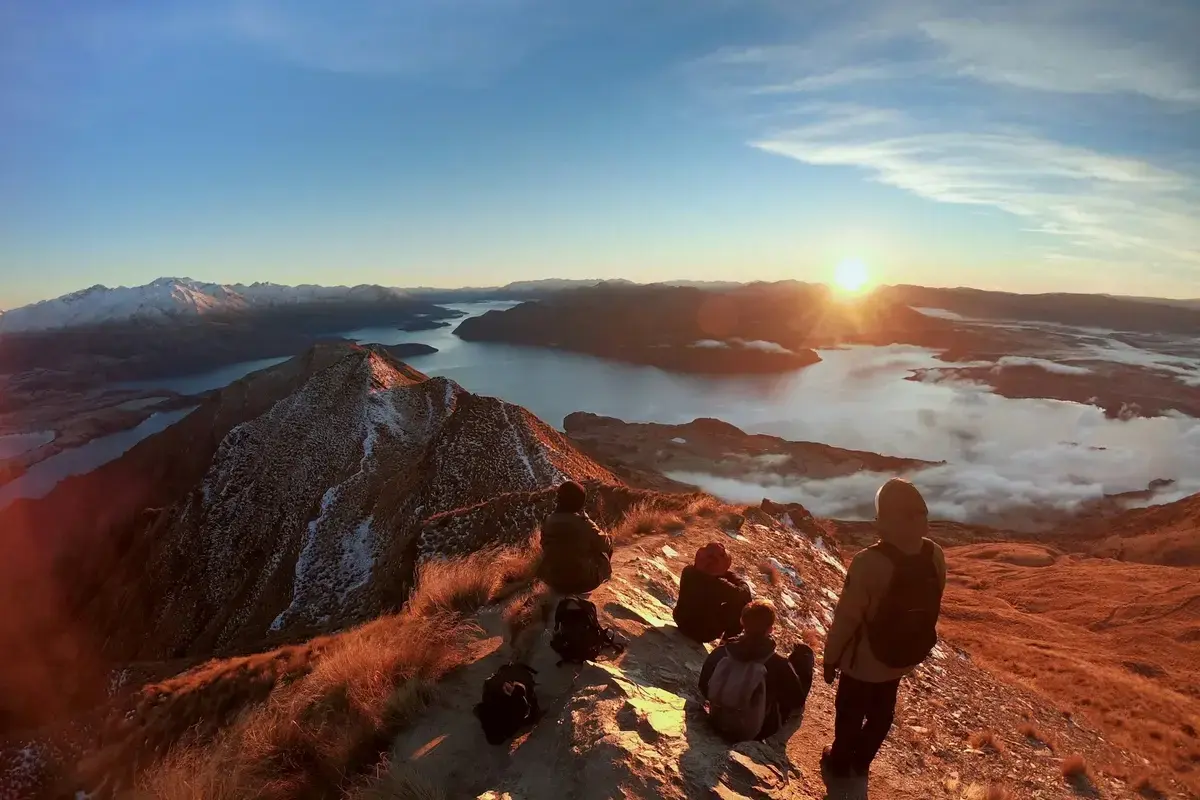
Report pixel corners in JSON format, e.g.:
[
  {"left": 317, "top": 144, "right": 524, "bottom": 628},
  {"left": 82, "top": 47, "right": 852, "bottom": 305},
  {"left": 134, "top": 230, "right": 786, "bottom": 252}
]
[
  {"left": 993, "top": 356, "right": 1092, "bottom": 376},
  {"left": 654, "top": 344, "right": 1200, "bottom": 527}
]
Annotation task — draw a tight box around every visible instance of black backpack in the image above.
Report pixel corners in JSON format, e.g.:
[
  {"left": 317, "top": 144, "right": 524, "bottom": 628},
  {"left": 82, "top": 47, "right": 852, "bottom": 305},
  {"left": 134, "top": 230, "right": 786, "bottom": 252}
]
[
  {"left": 549, "top": 597, "right": 625, "bottom": 665},
  {"left": 865, "top": 540, "right": 943, "bottom": 669},
  {"left": 474, "top": 663, "right": 541, "bottom": 745}
]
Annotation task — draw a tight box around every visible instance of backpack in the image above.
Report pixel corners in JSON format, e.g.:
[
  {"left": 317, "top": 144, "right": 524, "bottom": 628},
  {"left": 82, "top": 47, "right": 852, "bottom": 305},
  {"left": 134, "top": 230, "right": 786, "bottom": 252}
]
[
  {"left": 549, "top": 597, "right": 624, "bottom": 665},
  {"left": 865, "top": 540, "right": 943, "bottom": 669},
  {"left": 474, "top": 663, "right": 541, "bottom": 745},
  {"left": 707, "top": 652, "right": 771, "bottom": 742}
]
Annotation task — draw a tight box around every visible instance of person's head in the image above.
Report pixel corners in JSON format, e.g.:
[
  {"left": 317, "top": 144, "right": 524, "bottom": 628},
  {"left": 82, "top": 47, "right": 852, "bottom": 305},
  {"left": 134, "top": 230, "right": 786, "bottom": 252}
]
[
  {"left": 875, "top": 478, "right": 928, "bottom": 550},
  {"left": 740, "top": 599, "right": 777, "bottom": 638},
  {"left": 694, "top": 542, "right": 732, "bottom": 576},
  {"left": 555, "top": 480, "right": 587, "bottom": 514}
]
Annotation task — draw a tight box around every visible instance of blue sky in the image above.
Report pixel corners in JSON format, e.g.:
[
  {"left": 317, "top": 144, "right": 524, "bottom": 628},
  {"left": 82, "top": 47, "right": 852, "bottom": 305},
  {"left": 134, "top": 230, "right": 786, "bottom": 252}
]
[{"left": 1, "top": 0, "right": 1197, "bottom": 308}]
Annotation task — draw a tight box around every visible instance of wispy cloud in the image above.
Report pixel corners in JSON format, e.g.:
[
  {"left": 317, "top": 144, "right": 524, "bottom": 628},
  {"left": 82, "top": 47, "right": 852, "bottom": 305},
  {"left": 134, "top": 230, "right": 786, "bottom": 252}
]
[{"left": 694, "top": 0, "right": 1200, "bottom": 286}]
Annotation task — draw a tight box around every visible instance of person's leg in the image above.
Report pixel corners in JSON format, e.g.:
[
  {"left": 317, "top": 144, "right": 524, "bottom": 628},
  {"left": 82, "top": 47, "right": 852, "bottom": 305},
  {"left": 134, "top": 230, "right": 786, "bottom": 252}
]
[
  {"left": 787, "top": 644, "right": 815, "bottom": 711},
  {"left": 826, "top": 674, "right": 869, "bottom": 775},
  {"left": 851, "top": 678, "right": 901, "bottom": 774}
]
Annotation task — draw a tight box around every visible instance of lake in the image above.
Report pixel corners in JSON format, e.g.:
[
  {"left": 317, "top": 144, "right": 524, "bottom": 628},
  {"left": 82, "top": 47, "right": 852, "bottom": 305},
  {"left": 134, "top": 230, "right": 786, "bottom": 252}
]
[
  {"left": 0, "top": 408, "right": 195, "bottom": 508},
  {"left": 4, "top": 302, "right": 1197, "bottom": 521}
]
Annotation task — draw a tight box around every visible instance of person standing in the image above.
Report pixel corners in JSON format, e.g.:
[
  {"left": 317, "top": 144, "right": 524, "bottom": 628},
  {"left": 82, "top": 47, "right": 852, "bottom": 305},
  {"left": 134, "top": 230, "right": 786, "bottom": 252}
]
[{"left": 821, "top": 478, "right": 946, "bottom": 779}]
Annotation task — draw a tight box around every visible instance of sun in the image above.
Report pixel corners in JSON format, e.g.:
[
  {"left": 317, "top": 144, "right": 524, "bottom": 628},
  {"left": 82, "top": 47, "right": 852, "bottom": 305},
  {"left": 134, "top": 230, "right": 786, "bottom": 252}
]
[{"left": 833, "top": 258, "right": 871, "bottom": 294}]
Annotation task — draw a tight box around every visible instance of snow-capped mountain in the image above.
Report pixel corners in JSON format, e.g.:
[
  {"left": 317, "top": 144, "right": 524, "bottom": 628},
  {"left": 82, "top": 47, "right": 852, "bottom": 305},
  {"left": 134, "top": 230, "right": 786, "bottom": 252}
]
[
  {"left": 92, "top": 346, "right": 617, "bottom": 659},
  {"left": 0, "top": 277, "right": 412, "bottom": 333}
]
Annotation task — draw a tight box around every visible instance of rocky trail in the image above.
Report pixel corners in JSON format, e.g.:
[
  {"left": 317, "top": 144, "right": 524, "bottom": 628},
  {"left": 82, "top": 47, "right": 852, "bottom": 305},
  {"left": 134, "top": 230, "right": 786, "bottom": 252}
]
[{"left": 381, "top": 510, "right": 1164, "bottom": 799}]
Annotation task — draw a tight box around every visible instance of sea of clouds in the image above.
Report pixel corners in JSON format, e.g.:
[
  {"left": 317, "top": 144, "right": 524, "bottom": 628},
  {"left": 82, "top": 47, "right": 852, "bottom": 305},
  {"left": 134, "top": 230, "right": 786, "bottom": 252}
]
[{"left": 659, "top": 344, "right": 1200, "bottom": 526}]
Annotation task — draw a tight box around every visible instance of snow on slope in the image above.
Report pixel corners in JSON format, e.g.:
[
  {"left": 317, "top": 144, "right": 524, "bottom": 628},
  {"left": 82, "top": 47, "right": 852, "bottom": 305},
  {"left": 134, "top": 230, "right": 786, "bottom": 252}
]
[
  {"left": 0, "top": 277, "right": 412, "bottom": 333},
  {"left": 134, "top": 346, "right": 618, "bottom": 657}
]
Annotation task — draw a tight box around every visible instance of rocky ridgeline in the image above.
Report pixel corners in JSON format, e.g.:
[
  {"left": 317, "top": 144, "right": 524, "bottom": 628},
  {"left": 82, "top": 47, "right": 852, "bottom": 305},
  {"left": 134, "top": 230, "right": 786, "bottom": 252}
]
[{"left": 97, "top": 347, "right": 617, "bottom": 661}]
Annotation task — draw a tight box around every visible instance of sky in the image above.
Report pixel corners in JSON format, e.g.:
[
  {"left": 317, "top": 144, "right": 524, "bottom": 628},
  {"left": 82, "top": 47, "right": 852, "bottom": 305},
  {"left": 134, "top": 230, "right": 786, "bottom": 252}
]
[{"left": 1, "top": 0, "right": 1198, "bottom": 309}]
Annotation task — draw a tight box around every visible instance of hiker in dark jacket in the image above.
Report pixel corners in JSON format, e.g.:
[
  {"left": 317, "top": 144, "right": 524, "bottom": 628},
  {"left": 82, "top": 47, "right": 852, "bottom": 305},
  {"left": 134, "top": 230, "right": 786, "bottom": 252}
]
[
  {"left": 674, "top": 542, "right": 752, "bottom": 643},
  {"left": 699, "top": 600, "right": 813, "bottom": 740},
  {"left": 536, "top": 481, "right": 613, "bottom": 596},
  {"left": 821, "top": 478, "right": 947, "bottom": 780},
  {"left": 513, "top": 481, "right": 614, "bottom": 662}
]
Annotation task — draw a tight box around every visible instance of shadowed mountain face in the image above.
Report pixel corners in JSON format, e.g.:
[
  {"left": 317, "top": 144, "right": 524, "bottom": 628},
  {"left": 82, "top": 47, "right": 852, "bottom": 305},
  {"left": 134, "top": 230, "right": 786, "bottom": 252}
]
[
  {"left": 881, "top": 284, "right": 1200, "bottom": 334},
  {"left": 84, "top": 349, "right": 619, "bottom": 662},
  {"left": 0, "top": 346, "right": 617, "bottom": 733},
  {"left": 454, "top": 281, "right": 965, "bottom": 374}
]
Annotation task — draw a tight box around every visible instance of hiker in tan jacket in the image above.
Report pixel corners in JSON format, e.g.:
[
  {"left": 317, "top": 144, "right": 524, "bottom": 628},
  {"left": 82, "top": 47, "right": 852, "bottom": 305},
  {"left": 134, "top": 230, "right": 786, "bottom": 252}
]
[{"left": 820, "top": 478, "right": 947, "bottom": 780}]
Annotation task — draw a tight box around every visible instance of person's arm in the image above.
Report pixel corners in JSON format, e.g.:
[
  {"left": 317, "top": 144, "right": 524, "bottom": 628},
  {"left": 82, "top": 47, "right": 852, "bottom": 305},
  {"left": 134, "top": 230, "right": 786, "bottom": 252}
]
[
  {"left": 579, "top": 513, "right": 613, "bottom": 557},
  {"left": 822, "top": 552, "right": 876, "bottom": 676},
  {"left": 699, "top": 647, "right": 725, "bottom": 698}
]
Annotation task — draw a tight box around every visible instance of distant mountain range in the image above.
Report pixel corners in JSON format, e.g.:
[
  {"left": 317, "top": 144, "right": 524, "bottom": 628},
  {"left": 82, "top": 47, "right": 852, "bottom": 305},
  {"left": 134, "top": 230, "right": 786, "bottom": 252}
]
[{"left": 5, "top": 276, "right": 1197, "bottom": 335}]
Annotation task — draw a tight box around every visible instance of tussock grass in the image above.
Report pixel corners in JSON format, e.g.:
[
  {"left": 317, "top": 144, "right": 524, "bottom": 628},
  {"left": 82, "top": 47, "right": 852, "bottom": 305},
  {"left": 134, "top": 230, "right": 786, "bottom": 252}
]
[
  {"left": 1132, "top": 774, "right": 1165, "bottom": 798},
  {"left": 963, "top": 784, "right": 1013, "bottom": 800},
  {"left": 1016, "top": 722, "right": 1055, "bottom": 751},
  {"left": 969, "top": 730, "right": 1006, "bottom": 754},
  {"left": 126, "top": 545, "right": 537, "bottom": 799},
  {"left": 345, "top": 762, "right": 446, "bottom": 800}
]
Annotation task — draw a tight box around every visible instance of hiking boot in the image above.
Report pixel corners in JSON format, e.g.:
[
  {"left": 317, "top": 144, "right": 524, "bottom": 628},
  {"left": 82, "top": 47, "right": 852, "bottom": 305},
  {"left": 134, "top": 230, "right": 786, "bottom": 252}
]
[{"left": 820, "top": 746, "right": 852, "bottom": 780}]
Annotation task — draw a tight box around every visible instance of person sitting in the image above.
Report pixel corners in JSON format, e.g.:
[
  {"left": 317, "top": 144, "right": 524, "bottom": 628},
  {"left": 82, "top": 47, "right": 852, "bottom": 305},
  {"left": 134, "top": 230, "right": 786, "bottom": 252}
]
[
  {"left": 536, "top": 481, "right": 613, "bottom": 597},
  {"left": 674, "top": 542, "right": 752, "bottom": 643},
  {"left": 699, "top": 600, "right": 813, "bottom": 742}
]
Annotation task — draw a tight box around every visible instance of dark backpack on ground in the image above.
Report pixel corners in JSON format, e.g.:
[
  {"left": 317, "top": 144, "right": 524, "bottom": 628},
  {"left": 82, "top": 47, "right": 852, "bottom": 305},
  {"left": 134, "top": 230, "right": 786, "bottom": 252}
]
[
  {"left": 865, "top": 540, "right": 943, "bottom": 669},
  {"left": 549, "top": 597, "right": 625, "bottom": 665},
  {"left": 474, "top": 663, "right": 541, "bottom": 745}
]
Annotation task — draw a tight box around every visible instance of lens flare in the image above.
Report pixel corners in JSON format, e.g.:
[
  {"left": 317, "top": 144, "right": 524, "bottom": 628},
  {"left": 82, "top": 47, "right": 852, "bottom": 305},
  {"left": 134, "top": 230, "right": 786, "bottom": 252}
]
[{"left": 833, "top": 259, "right": 870, "bottom": 294}]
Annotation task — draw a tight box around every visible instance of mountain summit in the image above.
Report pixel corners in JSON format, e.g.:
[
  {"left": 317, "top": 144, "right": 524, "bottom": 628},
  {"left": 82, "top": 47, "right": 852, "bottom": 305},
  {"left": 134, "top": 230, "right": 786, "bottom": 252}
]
[
  {"left": 88, "top": 346, "right": 617, "bottom": 660},
  {"left": 0, "top": 278, "right": 416, "bottom": 333}
]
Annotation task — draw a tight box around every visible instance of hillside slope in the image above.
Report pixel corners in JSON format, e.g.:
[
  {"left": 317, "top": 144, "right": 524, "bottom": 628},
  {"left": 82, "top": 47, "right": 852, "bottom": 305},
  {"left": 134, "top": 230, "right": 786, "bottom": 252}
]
[
  {"left": 88, "top": 347, "right": 618, "bottom": 661},
  {"left": 374, "top": 511, "right": 1171, "bottom": 799}
]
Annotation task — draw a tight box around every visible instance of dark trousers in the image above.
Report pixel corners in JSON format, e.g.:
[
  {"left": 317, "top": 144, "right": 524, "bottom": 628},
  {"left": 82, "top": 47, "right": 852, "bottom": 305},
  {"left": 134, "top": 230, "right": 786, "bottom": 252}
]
[{"left": 828, "top": 674, "right": 901, "bottom": 773}]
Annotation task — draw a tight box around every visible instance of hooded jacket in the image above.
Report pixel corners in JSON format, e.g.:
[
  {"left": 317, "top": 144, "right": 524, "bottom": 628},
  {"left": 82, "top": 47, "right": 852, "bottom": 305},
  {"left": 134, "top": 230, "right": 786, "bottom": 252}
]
[
  {"left": 699, "top": 633, "right": 806, "bottom": 740},
  {"left": 823, "top": 479, "right": 947, "bottom": 683},
  {"left": 674, "top": 566, "right": 752, "bottom": 643},
  {"left": 536, "top": 511, "right": 613, "bottom": 595}
]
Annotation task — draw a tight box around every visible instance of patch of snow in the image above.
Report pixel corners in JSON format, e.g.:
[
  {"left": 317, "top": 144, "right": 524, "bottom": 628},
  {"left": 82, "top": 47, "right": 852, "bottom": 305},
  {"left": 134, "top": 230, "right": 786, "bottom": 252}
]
[
  {"left": 767, "top": 557, "right": 804, "bottom": 588},
  {"left": 690, "top": 339, "right": 729, "bottom": 349},
  {"left": 338, "top": 516, "right": 376, "bottom": 603},
  {"left": 670, "top": 437, "right": 688, "bottom": 445},
  {"left": 812, "top": 536, "right": 847, "bottom": 574},
  {"left": 271, "top": 483, "right": 341, "bottom": 632}
]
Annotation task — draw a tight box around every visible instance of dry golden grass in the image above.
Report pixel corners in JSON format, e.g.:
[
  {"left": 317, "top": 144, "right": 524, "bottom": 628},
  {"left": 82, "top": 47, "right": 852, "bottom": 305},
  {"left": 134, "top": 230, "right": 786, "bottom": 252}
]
[
  {"left": 1132, "top": 773, "right": 1165, "bottom": 798},
  {"left": 123, "top": 545, "right": 537, "bottom": 800},
  {"left": 1016, "top": 722, "right": 1055, "bottom": 752},
  {"left": 610, "top": 497, "right": 732, "bottom": 545},
  {"left": 969, "top": 730, "right": 1006, "bottom": 754},
  {"left": 963, "top": 784, "right": 1013, "bottom": 800},
  {"left": 943, "top": 547, "right": 1200, "bottom": 793},
  {"left": 1061, "top": 754, "right": 1093, "bottom": 791},
  {"left": 346, "top": 762, "right": 445, "bottom": 800}
]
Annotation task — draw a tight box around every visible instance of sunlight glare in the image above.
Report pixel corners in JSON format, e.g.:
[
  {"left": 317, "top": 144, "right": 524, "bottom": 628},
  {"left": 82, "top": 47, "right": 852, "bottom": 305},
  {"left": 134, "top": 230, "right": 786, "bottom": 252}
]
[{"left": 833, "top": 258, "right": 870, "bottom": 294}]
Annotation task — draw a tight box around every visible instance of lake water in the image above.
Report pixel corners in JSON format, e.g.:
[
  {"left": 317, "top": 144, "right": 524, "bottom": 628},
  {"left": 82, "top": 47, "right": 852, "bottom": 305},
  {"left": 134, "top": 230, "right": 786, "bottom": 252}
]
[
  {"left": 5, "top": 302, "right": 1198, "bottom": 521},
  {"left": 0, "top": 431, "right": 56, "bottom": 459},
  {"left": 116, "top": 357, "right": 292, "bottom": 395},
  {"left": 0, "top": 408, "right": 195, "bottom": 508}
]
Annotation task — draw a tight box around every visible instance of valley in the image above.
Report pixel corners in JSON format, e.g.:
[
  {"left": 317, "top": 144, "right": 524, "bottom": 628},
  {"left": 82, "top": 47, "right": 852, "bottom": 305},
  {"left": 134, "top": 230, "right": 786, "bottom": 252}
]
[{"left": 0, "top": 279, "right": 1197, "bottom": 799}]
